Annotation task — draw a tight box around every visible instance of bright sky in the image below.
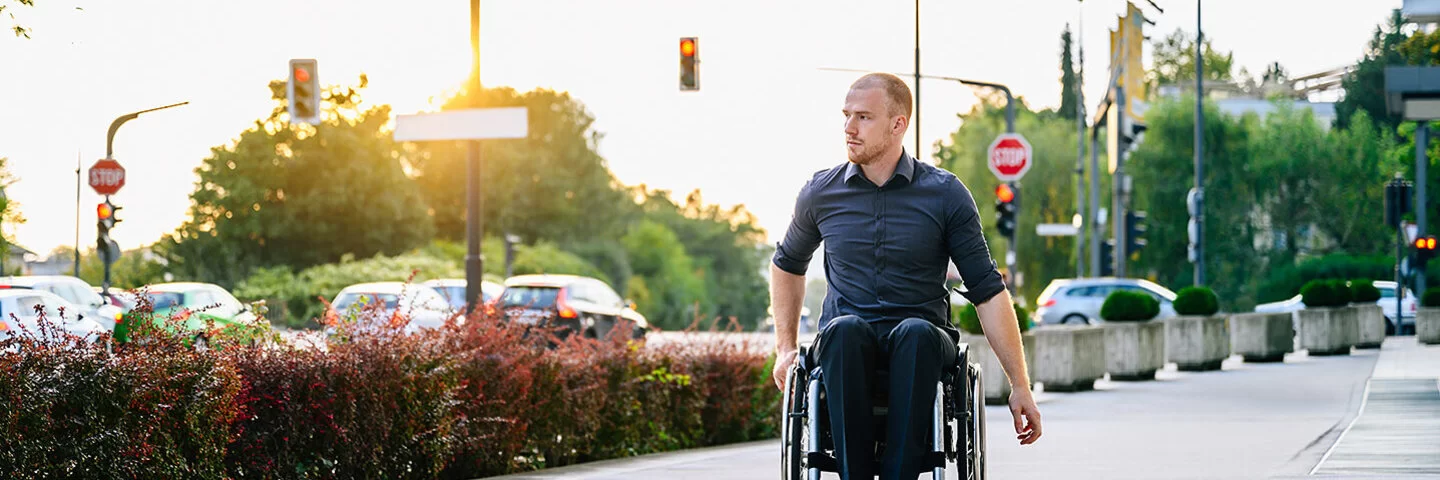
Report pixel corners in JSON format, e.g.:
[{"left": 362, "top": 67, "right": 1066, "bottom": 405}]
[{"left": 0, "top": 0, "right": 1401, "bottom": 261}]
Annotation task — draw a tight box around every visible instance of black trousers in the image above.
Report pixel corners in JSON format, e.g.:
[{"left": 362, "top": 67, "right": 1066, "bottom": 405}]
[{"left": 815, "top": 315, "right": 958, "bottom": 480}]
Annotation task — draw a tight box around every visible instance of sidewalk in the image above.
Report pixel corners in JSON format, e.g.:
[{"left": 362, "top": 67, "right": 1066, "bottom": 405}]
[{"left": 1307, "top": 337, "right": 1440, "bottom": 477}]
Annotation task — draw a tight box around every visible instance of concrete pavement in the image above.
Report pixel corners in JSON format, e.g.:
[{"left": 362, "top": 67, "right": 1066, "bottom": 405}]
[
  {"left": 484, "top": 345, "right": 1386, "bottom": 479},
  {"left": 1307, "top": 337, "right": 1440, "bottom": 477}
]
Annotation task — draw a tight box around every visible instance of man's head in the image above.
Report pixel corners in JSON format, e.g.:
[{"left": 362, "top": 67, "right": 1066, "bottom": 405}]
[{"left": 843, "top": 73, "right": 912, "bottom": 166}]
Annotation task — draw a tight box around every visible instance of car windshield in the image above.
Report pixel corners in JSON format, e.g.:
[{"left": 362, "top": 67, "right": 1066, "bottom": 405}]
[
  {"left": 1380, "top": 287, "right": 1395, "bottom": 298},
  {"left": 435, "top": 286, "right": 467, "bottom": 308},
  {"left": 500, "top": 286, "right": 559, "bottom": 309},
  {"left": 332, "top": 293, "right": 400, "bottom": 312},
  {"left": 145, "top": 292, "right": 185, "bottom": 310}
]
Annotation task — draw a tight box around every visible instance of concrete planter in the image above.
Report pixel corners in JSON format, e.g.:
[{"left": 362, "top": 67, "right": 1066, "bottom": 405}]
[
  {"left": 1229, "top": 312, "right": 1294, "bottom": 362},
  {"left": 1031, "top": 325, "right": 1106, "bottom": 392},
  {"left": 1103, "top": 321, "right": 1166, "bottom": 381},
  {"left": 1352, "top": 304, "right": 1385, "bottom": 349},
  {"left": 1297, "top": 307, "right": 1358, "bottom": 356},
  {"left": 961, "top": 332, "right": 1037, "bottom": 405},
  {"left": 1418, "top": 307, "right": 1440, "bottom": 345},
  {"left": 1164, "top": 315, "right": 1230, "bottom": 371}
]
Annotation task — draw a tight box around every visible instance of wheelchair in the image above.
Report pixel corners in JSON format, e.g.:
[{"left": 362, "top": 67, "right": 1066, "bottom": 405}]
[{"left": 780, "top": 338, "right": 986, "bottom": 479}]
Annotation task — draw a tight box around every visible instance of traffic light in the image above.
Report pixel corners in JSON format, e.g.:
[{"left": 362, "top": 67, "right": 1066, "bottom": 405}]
[
  {"left": 96, "top": 199, "right": 121, "bottom": 264},
  {"left": 994, "top": 183, "right": 1019, "bottom": 238},
  {"left": 1385, "top": 177, "right": 1414, "bottom": 229},
  {"left": 1415, "top": 235, "right": 1438, "bottom": 267},
  {"left": 1125, "top": 210, "right": 1147, "bottom": 257},
  {"left": 288, "top": 58, "right": 320, "bottom": 124},
  {"left": 1100, "top": 240, "right": 1116, "bottom": 277},
  {"left": 679, "top": 37, "right": 699, "bottom": 91}
]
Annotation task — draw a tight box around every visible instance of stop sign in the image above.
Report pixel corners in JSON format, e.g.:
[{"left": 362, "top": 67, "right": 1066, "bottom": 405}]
[
  {"left": 89, "top": 158, "right": 126, "bottom": 196},
  {"left": 987, "top": 133, "right": 1033, "bottom": 182}
]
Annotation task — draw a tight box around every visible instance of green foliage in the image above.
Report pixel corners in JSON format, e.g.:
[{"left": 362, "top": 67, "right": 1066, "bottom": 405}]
[
  {"left": 622, "top": 220, "right": 706, "bottom": 330},
  {"left": 1300, "top": 279, "right": 1351, "bottom": 308},
  {"left": 1099, "top": 290, "right": 1160, "bottom": 322},
  {"left": 409, "top": 86, "right": 635, "bottom": 244},
  {"left": 936, "top": 98, "right": 1080, "bottom": 304},
  {"left": 1350, "top": 278, "right": 1382, "bottom": 303},
  {"left": 1256, "top": 254, "right": 1394, "bottom": 304},
  {"left": 1173, "top": 286, "right": 1220, "bottom": 316},
  {"left": 0, "top": 157, "right": 22, "bottom": 263},
  {"left": 953, "top": 302, "right": 1032, "bottom": 335},
  {"left": 1336, "top": 9, "right": 1407, "bottom": 133},
  {"left": 159, "top": 76, "right": 434, "bottom": 288},
  {"left": 68, "top": 245, "right": 170, "bottom": 290},
  {"left": 512, "top": 241, "right": 609, "bottom": 283},
  {"left": 1146, "top": 28, "right": 1236, "bottom": 93},
  {"left": 1057, "top": 24, "right": 1078, "bottom": 121},
  {"left": 1423, "top": 287, "right": 1440, "bottom": 307}
]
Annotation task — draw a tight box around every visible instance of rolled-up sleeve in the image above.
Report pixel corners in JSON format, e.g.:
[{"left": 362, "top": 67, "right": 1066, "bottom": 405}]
[
  {"left": 772, "top": 180, "right": 821, "bottom": 276},
  {"left": 945, "top": 180, "right": 1005, "bottom": 305}
]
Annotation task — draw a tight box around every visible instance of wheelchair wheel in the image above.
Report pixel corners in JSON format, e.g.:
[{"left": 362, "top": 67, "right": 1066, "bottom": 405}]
[
  {"left": 780, "top": 363, "right": 805, "bottom": 480},
  {"left": 966, "top": 364, "right": 987, "bottom": 480}
]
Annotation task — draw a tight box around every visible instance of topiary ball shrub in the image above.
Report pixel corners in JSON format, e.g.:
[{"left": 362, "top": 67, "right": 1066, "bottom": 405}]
[
  {"left": 1423, "top": 287, "right": 1440, "bottom": 308},
  {"left": 953, "top": 302, "right": 1032, "bottom": 335},
  {"left": 1349, "top": 279, "right": 1381, "bottom": 303},
  {"left": 1173, "top": 286, "right": 1220, "bottom": 316},
  {"left": 1100, "top": 290, "right": 1161, "bottom": 322},
  {"left": 1301, "top": 279, "right": 1337, "bottom": 308},
  {"left": 1329, "top": 279, "right": 1353, "bottom": 305}
]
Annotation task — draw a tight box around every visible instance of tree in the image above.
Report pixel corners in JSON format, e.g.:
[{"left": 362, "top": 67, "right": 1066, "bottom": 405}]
[
  {"left": 1146, "top": 28, "right": 1235, "bottom": 93},
  {"left": 621, "top": 220, "right": 706, "bottom": 330},
  {"left": 73, "top": 245, "right": 170, "bottom": 290},
  {"left": 2, "top": 0, "right": 36, "bottom": 38},
  {"left": 1335, "top": 9, "right": 1407, "bottom": 133},
  {"left": 935, "top": 96, "right": 1080, "bottom": 304},
  {"left": 1057, "top": 24, "right": 1079, "bottom": 121},
  {"left": 158, "top": 76, "right": 434, "bottom": 288},
  {"left": 407, "top": 85, "right": 635, "bottom": 245},
  {"left": 1126, "top": 96, "right": 1259, "bottom": 307},
  {"left": 0, "top": 157, "right": 22, "bottom": 266}
]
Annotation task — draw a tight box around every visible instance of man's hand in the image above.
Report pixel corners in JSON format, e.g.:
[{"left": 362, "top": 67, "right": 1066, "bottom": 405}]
[
  {"left": 1008, "top": 387, "right": 1042, "bottom": 445},
  {"left": 772, "top": 348, "right": 799, "bottom": 390}
]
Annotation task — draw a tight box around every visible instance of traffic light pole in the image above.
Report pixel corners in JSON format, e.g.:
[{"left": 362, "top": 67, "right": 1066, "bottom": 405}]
[
  {"left": 1113, "top": 87, "right": 1128, "bottom": 278},
  {"left": 464, "top": 0, "right": 486, "bottom": 315},
  {"left": 106, "top": 102, "right": 188, "bottom": 158},
  {"left": 1418, "top": 122, "right": 1429, "bottom": 297},
  {"left": 1194, "top": 0, "right": 1206, "bottom": 286}
]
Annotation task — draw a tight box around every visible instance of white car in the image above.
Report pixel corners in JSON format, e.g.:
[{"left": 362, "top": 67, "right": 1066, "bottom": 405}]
[
  {"left": 0, "top": 289, "right": 108, "bottom": 344},
  {"left": 1033, "top": 278, "right": 1178, "bottom": 325},
  {"left": 1253, "top": 280, "right": 1416, "bottom": 333},
  {"left": 423, "top": 278, "right": 505, "bottom": 312},
  {"left": 327, "top": 282, "right": 454, "bottom": 333},
  {"left": 0, "top": 275, "right": 125, "bottom": 331}
]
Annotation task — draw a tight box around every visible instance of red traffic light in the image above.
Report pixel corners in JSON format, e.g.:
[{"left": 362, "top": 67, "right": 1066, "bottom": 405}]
[
  {"left": 680, "top": 38, "right": 696, "bottom": 57},
  {"left": 293, "top": 66, "right": 311, "bottom": 83},
  {"left": 97, "top": 202, "right": 113, "bottom": 220},
  {"left": 995, "top": 184, "right": 1015, "bottom": 203},
  {"left": 1419, "top": 237, "right": 1438, "bottom": 250}
]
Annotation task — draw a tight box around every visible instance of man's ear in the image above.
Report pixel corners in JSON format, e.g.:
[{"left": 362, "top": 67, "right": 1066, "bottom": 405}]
[{"left": 893, "top": 115, "right": 909, "bottom": 135}]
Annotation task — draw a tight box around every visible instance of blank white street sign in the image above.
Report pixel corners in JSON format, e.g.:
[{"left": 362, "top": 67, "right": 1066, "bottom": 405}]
[
  {"left": 393, "top": 107, "right": 528, "bottom": 141},
  {"left": 1036, "top": 223, "right": 1080, "bottom": 236}
]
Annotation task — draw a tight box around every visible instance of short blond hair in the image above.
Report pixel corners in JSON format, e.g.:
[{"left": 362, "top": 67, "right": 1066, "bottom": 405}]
[{"left": 850, "top": 73, "right": 913, "bottom": 118}]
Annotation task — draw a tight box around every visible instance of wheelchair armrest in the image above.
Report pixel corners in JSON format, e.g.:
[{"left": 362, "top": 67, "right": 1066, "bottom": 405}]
[{"left": 949, "top": 339, "right": 970, "bottom": 374}]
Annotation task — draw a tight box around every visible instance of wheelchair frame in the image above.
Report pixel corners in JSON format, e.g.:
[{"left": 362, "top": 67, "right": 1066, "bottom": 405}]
[{"left": 780, "top": 340, "right": 986, "bottom": 480}]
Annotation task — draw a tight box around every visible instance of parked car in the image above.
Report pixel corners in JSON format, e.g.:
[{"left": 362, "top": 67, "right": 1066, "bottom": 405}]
[
  {"left": 0, "top": 289, "right": 108, "bottom": 344},
  {"left": 423, "top": 278, "right": 505, "bottom": 312},
  {"left": 0, "top": 275, "right": 124, "bottom": 331},
  {"left": 325, "top": 282, "right": 454, "bottom": 333},
  {"left": 114, "top": 282, "right": 262, "bottom": 344},
  {"left": 496, "top": 274, "right": 649, "bottom": 340},
  {"left": 1033, "top": 277, "right": 1178, "bottom": 325},
  {"left": 1253, "top": 280, "right": 1416, "bottom": 334}
]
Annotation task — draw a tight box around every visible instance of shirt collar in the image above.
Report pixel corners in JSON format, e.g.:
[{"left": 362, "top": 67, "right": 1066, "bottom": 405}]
[{"left": 845, "top": 149, "right": 916, "bottom": 186}]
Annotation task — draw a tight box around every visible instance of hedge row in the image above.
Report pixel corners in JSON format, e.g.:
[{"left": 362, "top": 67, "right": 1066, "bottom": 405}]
[{"left": 0, "top": 304, "right": 780, "bottom": 479}]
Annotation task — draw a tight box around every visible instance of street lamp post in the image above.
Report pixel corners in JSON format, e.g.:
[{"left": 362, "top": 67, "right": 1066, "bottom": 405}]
[
  {"left": 464, "top": 0, "right": 487, "bottom": 314},
  {"left": 107, "top": 102, "right": 188, "bottom": 158}
]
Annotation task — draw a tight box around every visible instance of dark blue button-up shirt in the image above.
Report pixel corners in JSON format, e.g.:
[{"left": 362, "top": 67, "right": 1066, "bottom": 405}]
[{"left": 773, "top": 150, "right": 1005, "bottom": 332}]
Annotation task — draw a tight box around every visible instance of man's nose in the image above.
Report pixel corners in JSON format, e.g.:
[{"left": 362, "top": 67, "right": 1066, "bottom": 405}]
[{"left": 844, "top": 116, "right": 858, "bottom": 135}]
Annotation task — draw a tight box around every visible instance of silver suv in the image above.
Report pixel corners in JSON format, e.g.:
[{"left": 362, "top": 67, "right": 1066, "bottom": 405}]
[{"left": 1034, "top": 278, "right": 1178, "bottom": 325}]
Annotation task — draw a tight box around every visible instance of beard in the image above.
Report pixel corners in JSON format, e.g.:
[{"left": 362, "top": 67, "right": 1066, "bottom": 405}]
[{"left": 847, "top": 137, "right": 891, "bottom": 166}]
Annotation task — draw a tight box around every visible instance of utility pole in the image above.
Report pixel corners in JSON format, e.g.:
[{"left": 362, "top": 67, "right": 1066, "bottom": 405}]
[
  {"left": 1076, "top": 2, "right": 1087, "bottom": 279},
  {"left": 464, "top": 0, "right": 487, "bottom": 314},
  {"left": 74, "top": 152, "right": 81, "bottom": 277},
  {"left": 1193, "top": 0, "right": 1206, "bottom": 286},
  {"left": 914, "top": 0, "right": 922, "bottom": 158}
]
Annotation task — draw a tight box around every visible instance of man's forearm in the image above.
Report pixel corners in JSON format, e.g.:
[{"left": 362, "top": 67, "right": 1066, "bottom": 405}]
[
  {"left": 976, "top": 289, "right": 1031, "bottom": 388},
  {"left": 770, "top": 264, "right": 806, "bottom": 353}
]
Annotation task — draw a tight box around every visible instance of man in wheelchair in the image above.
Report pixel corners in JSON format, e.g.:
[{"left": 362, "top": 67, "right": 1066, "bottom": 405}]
[{"left": 770, "top": 72, "right": 1042, "bottom": 479}]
